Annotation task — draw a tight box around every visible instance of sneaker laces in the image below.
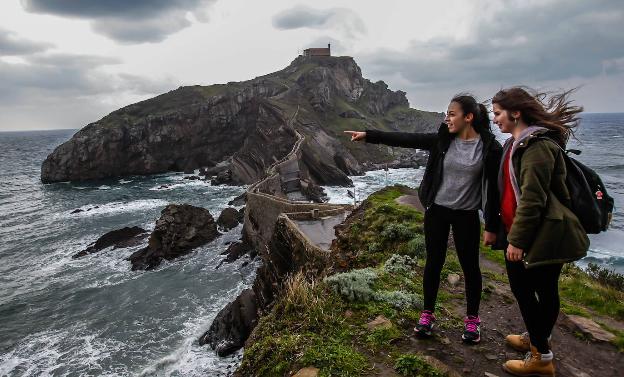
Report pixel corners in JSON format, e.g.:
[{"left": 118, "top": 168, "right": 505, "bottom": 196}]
[
  {"left": 418, "top": 310, "right": 434, "bottom": 326},
  {"left": 464, "top": 315, "right": 480, "bottom": 333}
]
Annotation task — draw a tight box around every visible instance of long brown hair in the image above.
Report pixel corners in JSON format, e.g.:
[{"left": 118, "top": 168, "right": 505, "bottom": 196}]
[{"left": 492, "top": 86, "right": 583, "bottom": 146}]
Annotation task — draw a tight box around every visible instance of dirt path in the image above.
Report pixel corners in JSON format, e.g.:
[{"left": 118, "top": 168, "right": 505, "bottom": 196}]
[{"left": 377, "top": 194, "right": 624, "bottom": 377}]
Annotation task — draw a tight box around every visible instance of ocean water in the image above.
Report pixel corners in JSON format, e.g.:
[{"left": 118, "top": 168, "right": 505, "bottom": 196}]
[{"left": 0, "top": 112, "right": 622, "bottom": 376}]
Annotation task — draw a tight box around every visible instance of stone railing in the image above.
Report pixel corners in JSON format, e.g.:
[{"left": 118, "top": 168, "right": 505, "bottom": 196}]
[{"left": 243, "top": 104, "right": 352, "bottom": 255}]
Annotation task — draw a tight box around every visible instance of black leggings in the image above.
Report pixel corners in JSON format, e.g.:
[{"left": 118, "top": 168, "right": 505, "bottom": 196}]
[
  {"left": 423, "top": 203, "right": 482, "bottom": 316},
  {"left": 505, "top": 256, "right": 563, "bottom": 353}
]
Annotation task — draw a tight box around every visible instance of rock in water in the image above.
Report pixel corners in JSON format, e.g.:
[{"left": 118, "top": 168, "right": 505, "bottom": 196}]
[
  {"left": 72, "top": 226, "right": 147, "bottom": 259},
  {"left": 216, "top": 207, "right": 243, "bottom": 231},
  {"left": 199, "top": 288, "right": 258, "bottom": 356},
  {"left": 127, "top": 204, "right": 219, "bottom": 270}
]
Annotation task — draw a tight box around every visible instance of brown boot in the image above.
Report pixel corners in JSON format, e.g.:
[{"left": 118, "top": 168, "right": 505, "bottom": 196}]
[
  {"left": 505, "top": 332, "right": 531, "bottom": 352},
  {"left": 502, "top": 345, "right": 555, "bottom": 377},
  {"left": 505, "top": 332, "right": 552, "bottom": 352}
]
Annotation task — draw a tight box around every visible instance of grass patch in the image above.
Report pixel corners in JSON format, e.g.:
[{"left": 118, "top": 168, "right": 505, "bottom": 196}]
[
  {"left": 237, "top": 272, "right": 369, "bottom": 377},
  {"left": 560, "top": 264, "right": 624, "bottom": 320},
  {"left": 365, "top": 325, "right": 403, "bottom": 350},
  {"left": 394, "top": 354, "right": 447, "bottom": 377}
]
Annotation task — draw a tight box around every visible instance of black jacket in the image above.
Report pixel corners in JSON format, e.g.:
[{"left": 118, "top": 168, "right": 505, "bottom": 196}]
[{"left": 365, "top": 123, "right": 503, "bottom": 233}]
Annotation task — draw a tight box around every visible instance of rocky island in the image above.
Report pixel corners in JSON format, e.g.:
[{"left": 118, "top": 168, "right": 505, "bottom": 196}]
[{"left": 41, "top": 55, "right": 442, "bottom": 186}]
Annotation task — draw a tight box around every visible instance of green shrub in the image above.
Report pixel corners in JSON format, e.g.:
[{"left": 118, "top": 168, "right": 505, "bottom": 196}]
[
  {"left": 324, "top": 268, "right": 378, "bottom": 302},
  {"left": 376, "top": 290, "right": 423, "bottom": 310},
  {"left": 381, "top": 223, "right": 416, "bottom": 242},
  {"left": 324, "top": 267, "right": 423, "bottom": 310},
  {"left": 404, "top": 235, "right": 426, "bottom": 258},
  {"left": 586, "top": 263, "right": 624, "bottom": 291},
  {"left": 368, "top": 241, "right": 382, "bottom": 253},
  {"left": 383, "top": 254, "right": 418, "bottom": 275}
]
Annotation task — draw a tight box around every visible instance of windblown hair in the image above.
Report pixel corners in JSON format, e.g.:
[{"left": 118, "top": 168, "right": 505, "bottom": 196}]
[
  {"left": 492, "top": 86, "right": 583, "bottom": 146},
  {"left": 450, "top": 94, "right": 492, "bottom": 135}
]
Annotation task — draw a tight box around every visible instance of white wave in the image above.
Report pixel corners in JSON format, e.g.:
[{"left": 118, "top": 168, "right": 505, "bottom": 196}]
[
  {"left": 61, "top": 199, "right": 169, "bottom": 218},
  {"left": 148, "top": 180, "right": 210, "bottom": 191},
  {"left": 137, "top": 280, "right": 253, "bottom": 377},
  {"left": 323, "top": 167, "right": 424, "bottom": 204},
  {"left": 0, "top": 324, "right": 126, "bottom": 377}
]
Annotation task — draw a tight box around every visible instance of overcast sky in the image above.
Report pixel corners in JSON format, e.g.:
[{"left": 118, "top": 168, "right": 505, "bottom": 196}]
[{"left": 0, "top": 0, "right": 622, "bottom": 131}]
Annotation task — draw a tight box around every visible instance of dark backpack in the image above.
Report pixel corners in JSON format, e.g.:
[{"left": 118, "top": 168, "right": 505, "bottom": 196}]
[{"left": 543, "top": 137, "right": 614, "bottom": 233}]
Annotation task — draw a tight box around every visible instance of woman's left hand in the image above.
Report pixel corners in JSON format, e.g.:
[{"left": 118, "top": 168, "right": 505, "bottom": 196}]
[
  {"left": 483, "top": 231, "right": 496, "bottom": 246},
  {"left": 506, "top": 244, "right": 524, "bottom": 262}
]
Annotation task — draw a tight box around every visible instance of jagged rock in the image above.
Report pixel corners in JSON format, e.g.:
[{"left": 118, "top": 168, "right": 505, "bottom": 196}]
[
  {"left": 127, "top": 204, "right": 219, "bottom": 270},
  {"left": 561, "top": 314, "right": 616, "bottom": 342},
  {"left": 300, "top": 180, "right": 327, "bottom": 203},
  {"left": 217, "top": 207, "right": 243, "bottom": 231},
  {"left": 211, "top": 170, "right": 233, "bottom": 186},
  {"left": 447, "top": 273, "right": 461, "bottom": 287},
  {"left": 199, "top": 288, "right": 258, "bottom": 357},
  {"left": 72, "top": 226, "right": 147, "bottom": 259},
  {"left": 228, "top": 192, "right": 247, "bottom": 206},
  {"left": 216, "top": 240, "right": 251, "bottom": 269},
  {"left": 183, "top": 175, "right": 201, "bottom": 180},
  {"left": 293, "top": 367, "right": 320, "bottom": 377}
]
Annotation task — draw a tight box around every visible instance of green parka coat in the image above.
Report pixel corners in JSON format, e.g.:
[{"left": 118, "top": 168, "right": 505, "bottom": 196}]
[{"left": 504, "top": 128, "right": 589, "bottom": 268}]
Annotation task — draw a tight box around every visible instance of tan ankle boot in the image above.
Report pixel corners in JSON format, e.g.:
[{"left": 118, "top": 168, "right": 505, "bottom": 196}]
[
  {"left": 505, "top": 332, "right": 531, "bottom": 352},
  {"left": 505, "top": 332, "right": 552, "bottom": 352},
  {"left": 502, "top": 345, "right": 555, "bottom": 377}
]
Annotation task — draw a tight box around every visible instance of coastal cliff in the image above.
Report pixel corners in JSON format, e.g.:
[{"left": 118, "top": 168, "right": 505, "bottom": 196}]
[{"left": 41, "top": 55, "right": 442, "bottom": 184}]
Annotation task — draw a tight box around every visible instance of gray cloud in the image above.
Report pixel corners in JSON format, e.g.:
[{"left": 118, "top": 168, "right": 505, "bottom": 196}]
[
  {"left": 273, "top": 5, "right": 366, "bottom": 39},
  {"left": 20, "top": 0, "right": 217, "bottom": 44},
  {"left": 0, "top": 52, "right": 173, "bottom": 101},
  {"left": 360, "top": 0, "right": 624, "bottom": 90},
  {"left": 0, "top": 39, "right": 176, "bottom": 129},
  {"left": 0, "top": 27, "right": 53, "bottom": 56}
]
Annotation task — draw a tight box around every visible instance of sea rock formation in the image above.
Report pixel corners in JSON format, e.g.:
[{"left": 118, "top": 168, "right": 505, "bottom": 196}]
[
  {"left": 72, "top": 226, "right": 147, "bottom": 259},
  {"left": 127, "top": 204, "right": 219, "bottom": 270},
  {"left": 216, "top": 207, "right": 244, "bottom": 231},
  {"left": 41, "top": 55, "right": 442, "bottom": 185}
]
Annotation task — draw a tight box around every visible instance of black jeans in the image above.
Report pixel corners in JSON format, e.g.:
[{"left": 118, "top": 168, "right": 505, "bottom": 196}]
[
  {"left": 423, "top": 203, "right": 482, "bottom": 316},
  {"left": 505, "top": 256, "right": 563, "bottom": 353}
]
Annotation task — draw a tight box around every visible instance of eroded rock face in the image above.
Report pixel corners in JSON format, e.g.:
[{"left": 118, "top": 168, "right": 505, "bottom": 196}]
[
  {"left": 41, "top": 56, "right": 442, "bottom": 185},
  {"left": 127, "top": 204, "right": 219, "bottom": 270},
  {"left": 198, "top": 288, "right": 258, "bottom": 357},
  {"left": 72, "top": 226, "right": 147, "bottom": 259},
  {"left": 201, "top": 214, "right": 329, "bottom": 356}
]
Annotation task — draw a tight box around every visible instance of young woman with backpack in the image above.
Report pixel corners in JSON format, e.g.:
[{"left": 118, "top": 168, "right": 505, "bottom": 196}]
[
  {"left": 491, "top": 87, "right": 590, "bottom": 376},
  {"left": 345, "top": 94, "right": 503, "bottom": 344}
]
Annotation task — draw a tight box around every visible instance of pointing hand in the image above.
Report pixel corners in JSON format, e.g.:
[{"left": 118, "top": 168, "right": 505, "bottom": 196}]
[{"left": 344, "top": 130, "right": 366, "bottom": 142}]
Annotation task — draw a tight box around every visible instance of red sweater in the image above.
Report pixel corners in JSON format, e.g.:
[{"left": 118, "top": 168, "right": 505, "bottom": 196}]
[{"left": 501, "top": 147, "right": 517, "bottom": 233}]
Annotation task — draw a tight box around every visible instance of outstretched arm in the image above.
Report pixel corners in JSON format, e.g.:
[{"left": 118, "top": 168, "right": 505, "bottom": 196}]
[{"left": 344, "top": 125, "right": 440, "bottom": 150}]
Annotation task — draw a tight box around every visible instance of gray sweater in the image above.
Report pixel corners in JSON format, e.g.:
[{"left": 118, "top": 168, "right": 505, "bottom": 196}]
[{"left": 434, "top": 135, "right": 484, "bottom": 210}]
